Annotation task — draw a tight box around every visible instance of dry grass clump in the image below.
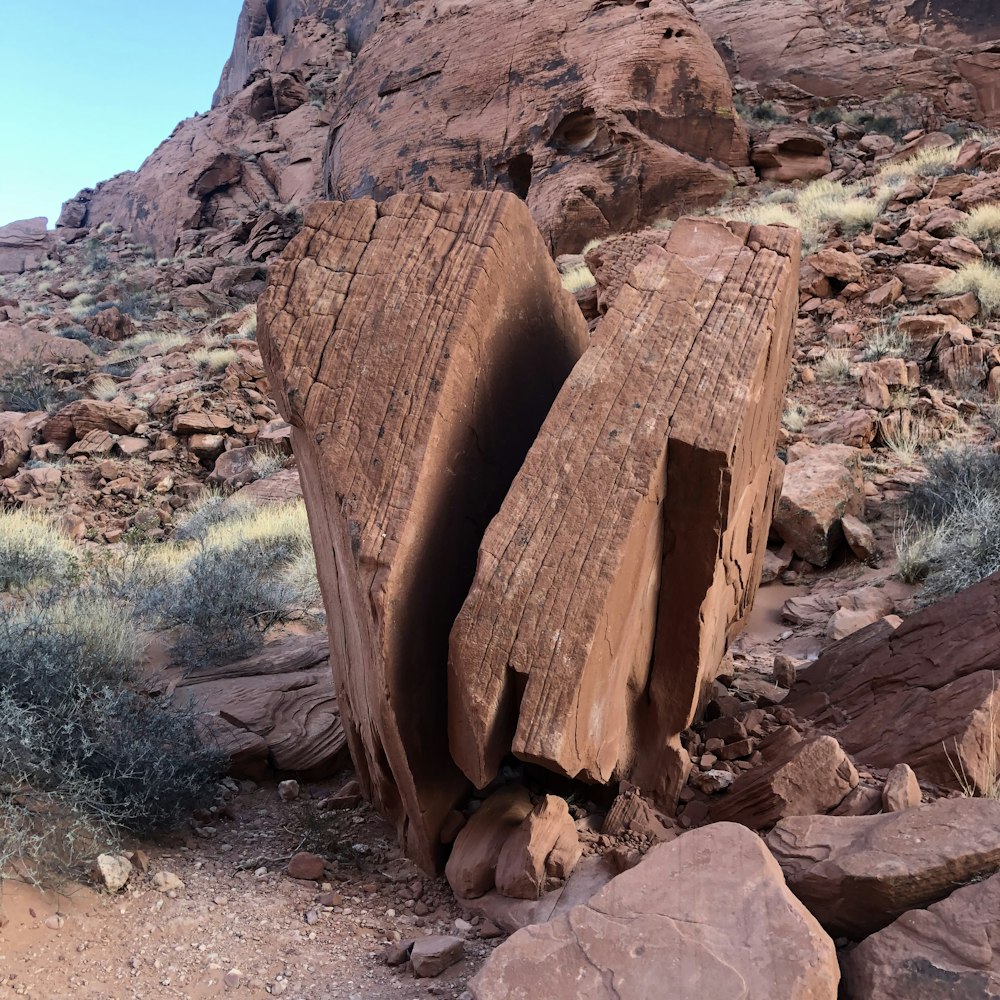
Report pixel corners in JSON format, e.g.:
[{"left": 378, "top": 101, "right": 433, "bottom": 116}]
[
  {"left": 237, "top": 306, "right": 258, "bottom": 340},
  {"left": 732, "top": 179, "right": 897, "bottom": 253},
  {"left": 876, "top": 143, "right": 961, "bottom": 184},
  {"left": 816, "top": 348, "right": 852, "bottom": 382},
  {"left": 559, "top": 263, "right": 596, "bottom": 294},
  {"left": 0, "top": 509, "right": 77, "bottom": 590},
  {"left": 937, "top": 262, "right": 1000, "bottom": 317},
  {"left": 89, "top": 375, "right": 121, "bottom": 402},
  {"left": 781, "top": 402, "right": 810, "bottom": 433},
  {"left": 882, "top": 414, "right": 926, "bottom": 468},
  {"left": 862, "top": 322, "right": 912, "bottom": 361},
  {"left": 956, "top": 203, "right": 1000, "bottom": 250},
  {"left": 109, "top": 331, "right": 188, "bottom": 362}
]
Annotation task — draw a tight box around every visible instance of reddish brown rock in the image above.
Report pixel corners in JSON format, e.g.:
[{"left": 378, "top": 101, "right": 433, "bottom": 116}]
[
  {"left": 445, "top": 786, "right": 533, "bottom": 900},
  {"left": 173, "top": 635, "right": 346, "bottom": 777},
  {"left": 495, "top": 795, "right": 582, "bottom": 901},
  {"left": 786, "top": 573, "right": 1000, "bottom": 792},
  {"left": 0, "top": 322, "right": 92, "bottom": 373},
  {"left": 327, "top": 0, "right": 748, "bottom": 255},
  {"left": 0, "top": 218, "right": 51, "bottom": 274},
  {"left": 83, "top": 305, "right": 135, "bottom": 343},
  {"left": 895, "top": 263, "right": 953, "bottom": 300},
  {"left": 826, "top": 586, "right": 894, "bottom": 642},
  {"left": 450, "top": 218, "right": 798, "bottom": 808},
  {"left": 841, "top": 513, "right": 877, "bottom": 563},
  {"left": 766, "top": 799, "right": 1000, "bottom": 938},
  {"left": 690, "top": 0, "right": 1000, "bottom": 125},
  {"left": 411, "top": 935, "right": 465, "bottom": 978},
  {"left": 881, "top": 763, "right": 921, "bottom": 812},
  {"left": 842, "top": 873, "right": 1000, "bottom": 998},
  {"left": 470, "top": 823, "right": 839, "bottom": 1000},
  {"left": 258, "top": 192, "right": 589, "bottom": 871},
  {"left": 711, "top": 735, "right": 858, "bottom": 830},
  {"left": 40, "top": 399, "right": 146, "bottom": 449},
  {"left": 773, "top": 444, "right": 864, "bottom": 566},
  {"left": 0, "top": 411, "right": 45, "bottom": 477},
  {"left": 286, "top": 851, "right": 325, "bottom": 880},
  {"left": 752, "top": 125, "right": 831, "bottom": 183}
]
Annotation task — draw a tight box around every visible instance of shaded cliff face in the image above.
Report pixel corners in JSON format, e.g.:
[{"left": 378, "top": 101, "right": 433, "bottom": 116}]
[
  {"left": 691, "top": 0, "right": 1000, "bottom": 125},
  {"left": 60, "top": 0, "right": 747, "bottom": 257}
]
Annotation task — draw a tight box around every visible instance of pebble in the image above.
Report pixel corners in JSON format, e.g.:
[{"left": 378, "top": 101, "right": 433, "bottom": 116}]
[{"left": 278, "top": 780, "right": 300, "bottom": 802}]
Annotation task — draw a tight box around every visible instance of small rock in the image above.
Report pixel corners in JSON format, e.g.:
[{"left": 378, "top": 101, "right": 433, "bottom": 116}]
[
  {"left": 385, "top": 940, "right": 414, "bottom": 966},
  {"left": 277, "top": 779, "right": 300, "bottom": 802},
  {"left": 95, "top": 854, "right": 132, "bottom": 892},
  {"left": 841, "top": 514, "right": 877, "bottom": 564},
  {"left": 882, "top": 763, "right": 921, "bottom": 812},
  {"left": 287, "top": 851, "right": 326, "bottom": 880},
  {"left": 44, "top": 913, "right": 65, "bottom": 930},
  {"left": 772, "top": 653, "right": 799, "bottom": 689},
  {"left": 224, "top": 969, "right": 242, "bottom": 990},
  {"left": 152, "top": 871, "right": 185, "bottom": 893},
  {"left": 411, "top": 935, "right": 465, "bottom": 978}
]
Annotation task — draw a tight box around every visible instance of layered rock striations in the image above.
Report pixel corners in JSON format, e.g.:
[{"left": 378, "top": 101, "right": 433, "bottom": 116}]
[
  {"left": 257, "top": 191, "right": 590, "bottom": 870},
  {"left": 450, "top": 216, "right": 799, "bottom": 805},
  {"left": 259, "top": 192, "right": 798, "bottom": 868}
]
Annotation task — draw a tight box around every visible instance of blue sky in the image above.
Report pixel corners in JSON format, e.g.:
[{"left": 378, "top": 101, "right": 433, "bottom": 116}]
[{"left": 0, "top": 1, "right": 244, "bottom": 228}]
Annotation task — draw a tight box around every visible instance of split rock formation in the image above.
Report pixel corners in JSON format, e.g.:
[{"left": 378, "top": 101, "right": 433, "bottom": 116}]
[{"left": 259, "top": 191, "right": 798, "bottom": 869}]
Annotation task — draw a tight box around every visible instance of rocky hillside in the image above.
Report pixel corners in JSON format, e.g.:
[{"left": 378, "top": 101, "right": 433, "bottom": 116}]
[{"left": 4, "top": 1, "right": 1000, "bottom": 997}]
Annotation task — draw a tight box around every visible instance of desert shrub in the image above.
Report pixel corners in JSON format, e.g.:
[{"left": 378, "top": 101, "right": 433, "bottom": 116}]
[
  {"left": 109, "top": 331, "right": 188, "bottom": 362},
  {"left": 0, "top": 509, "right": 77, "bottom": 590},
  {"left": 145, "top": 501, "right": 316, "bottom": 668},
  {"left": 809, "top": 106, "right": 843, "bottom": 126},
  {"left": 877, "top": 144, "right": 961, "bottom": 185},
  {"left": 120, "top": 288, "right": 157, "bottom": 320},
  {"left": 895, "top": 446, "right": 1000, "bottom": 598},
  {"left": 956, "top": 204, "right": 1000, "bottom": 252},
  {"left": 937, "top": 261, "right": 1000, "bottom": 317},
  {"left": 172, "top": 493, "right": 243, "bottom": 542},
  {"left": 251, "top": 446, "right": 287, "bottom": 481},
  {"left": 0, "top": 594, "right": 222, "bottom": 874},
  {"left": 89, "top": 375, "right": 121, "bottom": 401},
  {"left": 0, "top": 360, "right": 79, "bottom": 412}
]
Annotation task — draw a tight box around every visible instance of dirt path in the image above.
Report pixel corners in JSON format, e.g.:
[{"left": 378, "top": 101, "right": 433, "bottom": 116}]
[{"left": 0, "top": 782, "right": 494, "bottom": 1000}]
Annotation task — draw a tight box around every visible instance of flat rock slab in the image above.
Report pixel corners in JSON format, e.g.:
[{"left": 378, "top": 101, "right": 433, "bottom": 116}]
[
  {"left": 450, "top": 217, "right": 798, "bottom": 805},
  {"left": 470, "top": 823, "right": 839, "bottom": 1000},
  {"left": 766, "top": 798, "right": 1000, "bottom": 939},
  {"left": 259, "top": 191, "right": 589, "bottom": 871},
  {"left": 786, "top": 571, "right": 1000, "bottom": 791},
  {"left": 842, "top": 872, "right": 1000, "bottom": 999},
  {"left": 174, "top": 634, "right": 346, "bottom": 777}
]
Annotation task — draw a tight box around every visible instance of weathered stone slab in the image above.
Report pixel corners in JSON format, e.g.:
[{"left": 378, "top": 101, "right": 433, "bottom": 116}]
[
  {"left": 259, "top": 191, "right": 589, "bottom": 870},
  {"left": 786, "top": 572, "right": 1000, "bottom": 792},
  {"left": 470, "top": 823, "right": 839, "bottom": 1000},
  {"left": 449, "top": 217, "right": 799, "bottom": 806},
  {"left": 842, "top": 872, "right": 1000, "bottom": 998},
  {"left": 766, "top": 799, "right": 1000, "bottom": 938}
]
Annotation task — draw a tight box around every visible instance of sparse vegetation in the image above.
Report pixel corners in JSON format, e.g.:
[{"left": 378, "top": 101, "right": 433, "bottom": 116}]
[
  {"left": 937, "top": 261, "right": 1000, "bottom": 317},
  {"left": 816, "top": 348, "right": 852, "bottom": 382},
  {"left": 876, "top": 143, "right": 961, "bottom": 184},
  {"left": 882, "top": 413, "right": 925, "bottom": 467},
  {"left": 782, "top": 402, "right": 810, "bottom": 433},
  {"left": 956, "top": 203, "right": 1000, "bottom": 252},
  {"left": 895, "top": 446, "right": 1000, "bottom": 598},
  {"left": 862, "top": 321, "right": 911, "bottom": 361},
  {"left": 0, "top": 509, "right": 77, "bottom": 590},
  {"left": 0, "top": 359, "right": 80, "bottom": 412},
  {"left": 559, "top": 263, "right": 596, "bottom": 294}
]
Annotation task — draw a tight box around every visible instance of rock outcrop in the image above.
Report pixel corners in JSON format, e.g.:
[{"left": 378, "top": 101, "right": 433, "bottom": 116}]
[
  {"left": 62, "top": 0, "right": 749, "bottom": 259},
  {"left": 326, "top": 0, "right": 748, "bottom": 255},
  {"left": 766, "top": 799, "right": 1000, "bottom": 938},
  {"left": 450, "top": 216, "right": 798, "bottom": 807},
  {"left": 842, "top": 872, "right": 1000, "bottom": 999},
  {"left": 258, "top": 191, "right": 589, "bottom": 870},
  {"left": 0, "top": 218, "right": 51, "bottom": 274},
  {"left": 691, "top": 0, "right": 1000, "bottom": 125},
  {"left": 470, "top": 823, "right": 840, "bottom": 999},
  {"left": 786, "top": 571, "right": 1000, "bottom": 791}
]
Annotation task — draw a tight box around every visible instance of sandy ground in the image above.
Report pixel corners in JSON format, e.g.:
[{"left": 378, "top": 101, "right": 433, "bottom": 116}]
[{"left": 0, "top": 782, "right": 495, "bottom": 1000}]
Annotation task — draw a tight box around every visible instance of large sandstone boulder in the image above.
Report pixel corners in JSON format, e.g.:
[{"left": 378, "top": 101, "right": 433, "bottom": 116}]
[
  {"left": 691, "top": 0, "right": 1000, "bottom": 125},
  {"left": 258, "top": 192, "right": 589, "bottom": 871},
  {"left": 842, "top": 872, "right": 1000, "bottom": 998},
  {"left": 327, "top": 0, "right": 748, "bottom": 255},
  {"left": 786, "top": 572, "right": 1000, "bottom": 792},
  {"left": 470, "top": 823, "right": 840, "bottom": 999},
  {"left": 766, "top": 799, "right": 1000, "bottom": 939},
  {"left": 450, "top": 217, "right": 799, "bottom": 808},
  {"left": 0, "top": 323, "right": 92, "bottom": 374},
  {"left": 772, "top": 444, "right": 864, "bottom": 567},
  {"left": 0, "top": 218, "right": 51, "bottom": 274},
  {"left": 752, "top": 125, "right": 831, "bottom": 183}
]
